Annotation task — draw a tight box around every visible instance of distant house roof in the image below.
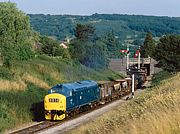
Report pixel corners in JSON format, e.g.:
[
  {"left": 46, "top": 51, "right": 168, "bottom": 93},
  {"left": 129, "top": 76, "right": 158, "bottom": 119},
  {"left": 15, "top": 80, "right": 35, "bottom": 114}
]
[{"left": 59, "top": 42, "right": 68, "bottom": 48}]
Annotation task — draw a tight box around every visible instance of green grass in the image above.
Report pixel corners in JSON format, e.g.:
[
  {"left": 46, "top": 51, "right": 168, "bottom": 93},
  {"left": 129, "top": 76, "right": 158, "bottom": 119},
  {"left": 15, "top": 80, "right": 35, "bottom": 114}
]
[
  {"left": 12, "top": 55, "right": 123, "bottom": 84},
  {"left": 0, "top": 55, "right": 122, "bottom": 133},
  {"left": 151, "top": 70, "right": 173, "bottom": 87},
  {"left": 0, "top": 84, "right": 46, "bottom": 133}
]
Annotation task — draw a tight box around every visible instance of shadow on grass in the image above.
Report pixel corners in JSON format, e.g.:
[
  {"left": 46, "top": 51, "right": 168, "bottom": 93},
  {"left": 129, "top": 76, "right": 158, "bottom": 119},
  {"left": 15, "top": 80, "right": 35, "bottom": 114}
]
[
  {"left": 108, "top": 77, "right": 115, "bottom": 81},
  {"left": 30, "top": 101, "right": 45, "bottom": 122}
]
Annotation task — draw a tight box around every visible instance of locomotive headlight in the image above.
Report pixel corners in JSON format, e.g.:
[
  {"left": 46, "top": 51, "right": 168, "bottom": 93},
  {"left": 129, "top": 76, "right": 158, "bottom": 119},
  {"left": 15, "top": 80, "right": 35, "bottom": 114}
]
[{"left": 50, "top": 89, "right": 55, "bottom": 93}]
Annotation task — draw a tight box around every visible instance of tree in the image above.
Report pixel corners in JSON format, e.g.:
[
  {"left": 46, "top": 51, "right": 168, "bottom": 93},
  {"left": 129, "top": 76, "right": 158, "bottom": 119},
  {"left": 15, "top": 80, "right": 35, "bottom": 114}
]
[
  {"left": 69, "top": 40, "right": 86, "bottom": 62},
  {"left": 154, "top": 35, "right": 180, "bottom": 72},
  {"left": 80, "top": 41, "right": 108, "bottom": 69},
  {"left": 0, "top": 2, "right": 34, "bottom": 67},
  {"left": 74, "top": 23, "right": 95, "bottom": 41},
  {"left": 70, "top": 40, "right": 109, "bottom": 68},
  {"left": 103, "top": 30, "right": 119, "bottom": 58},
  {"left": 40, "top": 36, "right": 59, "bottom": 56},
  {"left": 39, "top": 36, "right": 70, "bottom": 58},
  {"left": 69, "top": 23, "right": 109, "bottom": 69},
  {"left": 62, "top": 48, "right": 71, "bottom": 59},
  {"left": 140, "top": 32, "right": 156, "bottom": 58}
]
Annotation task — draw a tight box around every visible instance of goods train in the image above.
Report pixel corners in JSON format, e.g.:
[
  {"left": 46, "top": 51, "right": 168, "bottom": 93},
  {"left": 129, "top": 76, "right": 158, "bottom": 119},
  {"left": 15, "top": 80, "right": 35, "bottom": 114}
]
[
  {"left": 44, "top": 77, "right": 140, "bottom": 120},
  {"left": 44, "top": 66, "right": 147, "bottom": 120}
]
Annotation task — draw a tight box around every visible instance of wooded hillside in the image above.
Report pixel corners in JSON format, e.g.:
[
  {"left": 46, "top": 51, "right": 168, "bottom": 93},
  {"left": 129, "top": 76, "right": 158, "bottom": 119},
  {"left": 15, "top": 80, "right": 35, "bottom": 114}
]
[{"left": 29, "top": 14, "right": 180, "bottom": 42}]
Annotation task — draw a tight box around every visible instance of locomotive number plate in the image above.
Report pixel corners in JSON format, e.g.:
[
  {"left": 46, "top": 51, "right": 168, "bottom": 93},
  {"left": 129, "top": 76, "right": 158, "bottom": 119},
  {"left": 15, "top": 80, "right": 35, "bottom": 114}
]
[{"left": 49, "top": 98, "right": 59, "bottom": 102}]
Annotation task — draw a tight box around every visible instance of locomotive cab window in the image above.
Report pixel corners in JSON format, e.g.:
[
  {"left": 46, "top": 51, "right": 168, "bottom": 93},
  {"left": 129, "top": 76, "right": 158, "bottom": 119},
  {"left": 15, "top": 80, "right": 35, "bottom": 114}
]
[{"left": 69, "top": 91, "right": 72, "bottom": 96}]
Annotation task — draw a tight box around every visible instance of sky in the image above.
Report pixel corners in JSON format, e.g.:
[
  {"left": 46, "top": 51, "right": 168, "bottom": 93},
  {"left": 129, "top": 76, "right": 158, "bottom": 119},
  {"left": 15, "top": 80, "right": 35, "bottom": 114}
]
[{"left": 0, "top": 0, "right": 180, "bottom": 17}]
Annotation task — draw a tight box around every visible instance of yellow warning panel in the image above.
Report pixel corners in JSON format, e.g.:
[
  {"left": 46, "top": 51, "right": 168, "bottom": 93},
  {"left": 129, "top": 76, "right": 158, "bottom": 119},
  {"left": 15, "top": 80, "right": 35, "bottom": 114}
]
[{"left": 44, "top": 93, "right": 66, "bottom": 120}]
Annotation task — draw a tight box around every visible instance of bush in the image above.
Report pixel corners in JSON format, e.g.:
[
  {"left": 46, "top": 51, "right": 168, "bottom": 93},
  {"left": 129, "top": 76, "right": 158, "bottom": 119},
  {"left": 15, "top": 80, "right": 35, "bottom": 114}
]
[
  {"left": 16, "top": 43, "right": 35, "bottom": 60},
  {"left": 0, "top": 67, "right": 14, "bottom": 80}
]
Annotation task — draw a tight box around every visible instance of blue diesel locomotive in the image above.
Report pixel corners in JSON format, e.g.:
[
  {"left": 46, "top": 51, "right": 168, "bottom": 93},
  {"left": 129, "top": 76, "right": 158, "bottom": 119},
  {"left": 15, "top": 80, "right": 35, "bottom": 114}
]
[{"left": 44, "top": 80, "right": 100, "bottom": 120}]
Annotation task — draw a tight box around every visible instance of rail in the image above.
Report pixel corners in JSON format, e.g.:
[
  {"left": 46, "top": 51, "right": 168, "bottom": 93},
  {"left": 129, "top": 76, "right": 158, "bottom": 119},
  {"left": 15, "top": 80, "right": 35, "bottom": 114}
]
[{"left": 10, "top": 122, "right": 60, "bottom": 134}]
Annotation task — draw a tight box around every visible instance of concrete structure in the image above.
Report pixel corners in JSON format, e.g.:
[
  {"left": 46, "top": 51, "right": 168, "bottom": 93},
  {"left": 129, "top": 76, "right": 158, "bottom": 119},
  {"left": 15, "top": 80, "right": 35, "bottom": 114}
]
[
  {"left": 109, "top": 58, "right": 127, "bottom": 75},
  {"left": 109, "top": 58, "right": 162, "bottom": 75}
]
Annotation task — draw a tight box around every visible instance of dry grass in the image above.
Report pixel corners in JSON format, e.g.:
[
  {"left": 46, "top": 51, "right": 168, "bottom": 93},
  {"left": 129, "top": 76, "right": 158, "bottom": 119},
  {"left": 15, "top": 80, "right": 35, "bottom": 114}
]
[
  {"left": 0, "top": 73, "right": 50, "bottom": 91},
  {"left": 69, "top": 73, "right": 180, "bottom": 134},
  {"left": 50, "top": 71, "right": 64, "bottom": 82},
  {"left": 35, "top": 63, "right": 65, "bottom": 83},
  {"left": 0, "top": 79, "right": 26, "bottom": 91},
  {"left": 22, "top": 73, "right": 50, "bottom": 89}
]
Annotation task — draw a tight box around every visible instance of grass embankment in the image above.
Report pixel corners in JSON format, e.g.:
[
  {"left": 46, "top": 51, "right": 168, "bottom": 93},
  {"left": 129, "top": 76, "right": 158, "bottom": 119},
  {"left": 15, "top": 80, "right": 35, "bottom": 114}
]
[
  {"left": 0, "top": 55, "right": 122, "bottom": 133},
  {"left": 69, "top": 71, "right": 180, "bottom": 134}
]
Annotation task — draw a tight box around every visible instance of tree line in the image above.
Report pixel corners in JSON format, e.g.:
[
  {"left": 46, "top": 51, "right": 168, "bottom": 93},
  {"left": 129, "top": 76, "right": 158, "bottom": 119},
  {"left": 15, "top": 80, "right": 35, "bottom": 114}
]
[
  {"left": 0, "top": 2, "right": 179, "bottom": 72},
  {"left": 29, "top": 13, "right": 180, "bottom": 41}
]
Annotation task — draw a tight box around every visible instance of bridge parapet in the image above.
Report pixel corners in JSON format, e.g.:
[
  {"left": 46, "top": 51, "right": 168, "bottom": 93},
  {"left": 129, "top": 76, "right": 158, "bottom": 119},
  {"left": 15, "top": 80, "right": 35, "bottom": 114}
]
[{"left": 129, "top": 58, "right": 151, "bottom": 64}]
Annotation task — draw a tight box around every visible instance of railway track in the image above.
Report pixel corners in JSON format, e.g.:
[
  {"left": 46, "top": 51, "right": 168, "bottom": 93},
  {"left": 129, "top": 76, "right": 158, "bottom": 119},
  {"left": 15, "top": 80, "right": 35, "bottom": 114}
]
[
  {"left": 9, "top": 109, "right": 98, "bottom": 134},
  {"left": 9, "top": 121, "right": 60, "bottom": 134},
  {"left": 9, "top": 93, "right": 131, "bottom": 134}
]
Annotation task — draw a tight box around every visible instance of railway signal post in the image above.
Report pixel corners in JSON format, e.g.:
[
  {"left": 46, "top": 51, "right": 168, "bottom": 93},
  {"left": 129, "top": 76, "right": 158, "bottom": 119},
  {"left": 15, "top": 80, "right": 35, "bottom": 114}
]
[
  {"left": 138, "top": 46, "right": 141, "bottom": 69},
  {"left": 120, "top": 46, "right": 130, "bottom": 74},
  {"left": 131, "top": 73, "right": 135, "bottom": 98},
  {"left": 127, "top": 47, "right": 129, "bottom": 70}
]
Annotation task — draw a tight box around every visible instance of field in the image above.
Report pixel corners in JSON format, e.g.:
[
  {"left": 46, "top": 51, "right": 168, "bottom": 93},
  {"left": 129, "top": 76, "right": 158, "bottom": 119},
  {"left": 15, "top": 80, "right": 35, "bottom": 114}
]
[
  {"left": 69, "top": 72, "right": 180, "bottom": 134},
  {"left": 0, "top": 55, "right": 122, "bottom": 133}
]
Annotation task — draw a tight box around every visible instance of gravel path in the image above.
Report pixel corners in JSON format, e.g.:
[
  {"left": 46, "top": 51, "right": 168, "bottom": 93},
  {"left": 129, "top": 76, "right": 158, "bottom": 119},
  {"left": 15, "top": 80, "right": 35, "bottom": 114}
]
[{"left": 39, "top": 89, "right": 143, "bottom": 134}]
